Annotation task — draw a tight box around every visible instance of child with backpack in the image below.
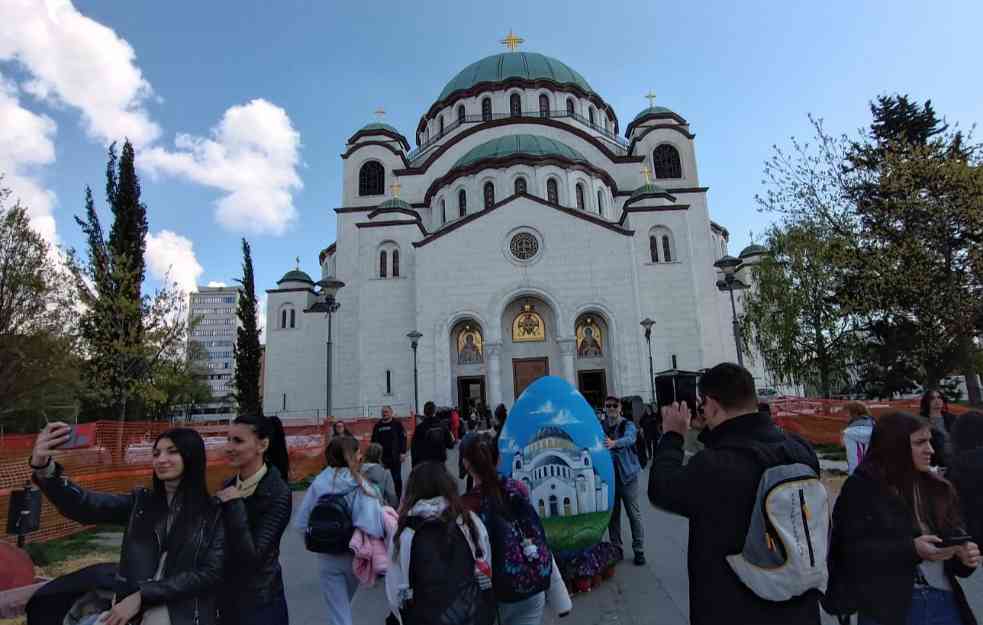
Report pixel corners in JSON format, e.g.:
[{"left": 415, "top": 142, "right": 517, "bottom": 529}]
[
  {"left": 385, "top": 462, "right": 496, "bottom": 625},
  {"left": 461, "top": 434, "right": 568, "bottom": 624},
  {"left": 295, "top": 436, "right": 386, "bottom": 625}
]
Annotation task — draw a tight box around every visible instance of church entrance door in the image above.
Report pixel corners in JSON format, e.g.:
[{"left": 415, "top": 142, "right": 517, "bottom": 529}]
[
  {"left": 457, "top": 376, "right": 486, "bottom": 416},
  {"left": 577, "top": 369, "right": 607, "bottom": 410},
  {"left": 513, "top": 358, "right": 549, "bottom": 399}
]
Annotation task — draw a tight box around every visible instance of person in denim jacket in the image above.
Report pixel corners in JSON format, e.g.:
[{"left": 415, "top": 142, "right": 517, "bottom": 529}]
[{"left": 601, "top": 396, "right": 645, "bottom": 565}]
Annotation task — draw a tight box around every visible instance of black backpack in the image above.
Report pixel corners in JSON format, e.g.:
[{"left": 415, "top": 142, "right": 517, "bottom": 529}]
[
  {"left": 618, "top": 420, "right": 649, "bottom": 468},
  {"left": 305, "top": 486, "right": 358, "bottom": 554}
]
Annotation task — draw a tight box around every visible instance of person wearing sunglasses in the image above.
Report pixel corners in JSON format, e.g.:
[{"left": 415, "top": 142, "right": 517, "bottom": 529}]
[{"left": 601, "top": 396, "right": 646, "bottom": 565}]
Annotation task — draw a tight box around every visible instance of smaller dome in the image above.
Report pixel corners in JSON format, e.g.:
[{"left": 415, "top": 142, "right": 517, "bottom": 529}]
[
  {"left": 625, "top": 105, "right": 683, "bottom": 138},
  {"left": 739, "top": 244, "right": 768, "bottom": 258},
  {"left": 630, "top": 183, "right": 670, "bottom": 198},
  {"left": 453, "top": 134, "right": 587, "bottom": 170},
  {"left": 277, "top": 269, "right": 314, "bottom": 285},
  {"left": 377, "top": 197, "right": 412, "bottom": 210},
  {"left": 359, "top": 122, "right": 400, "bottom": 134},
  {"left": 631, "top": 106, "right": 674, "bottom": 121},
  {"left": 530, "top": 426, "right": 575, "bottom": 445}
]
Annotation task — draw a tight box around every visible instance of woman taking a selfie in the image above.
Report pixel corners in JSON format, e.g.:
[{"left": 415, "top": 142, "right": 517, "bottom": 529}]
[
  {"left": 30, "top": 423, "right": 225, "bottom": 625},
  {"left": 215, "top": 415, "right": 292, "bottom": 624},
  {"left": 828, "top": 412, "right": 981, "bottom": 625}
]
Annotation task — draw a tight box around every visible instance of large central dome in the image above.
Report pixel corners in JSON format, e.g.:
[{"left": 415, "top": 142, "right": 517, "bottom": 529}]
[
  {"left": 453, "top": 135, "right": 588, "bottom": 169},
  {"left": 438, "top": 52, "right": 594, "bottom": 101}
]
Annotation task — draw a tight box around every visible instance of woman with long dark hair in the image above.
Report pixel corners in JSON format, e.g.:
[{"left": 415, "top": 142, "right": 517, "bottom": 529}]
[
  {"left": 295, "top": 436, "right": 384, "bottom": 625},
  {"left": 828, "top": 412, "right": 980, "bottom": 625},
  {"left": 920, "top": 389, "right": 956, "bottom": 467},
  {"left": 215, "top": 415, "right": 292, "bottom": 624},
  {"left": 385, "top": 461, "right": 494, "bottom": 625},
  {"left": 948, "top": 411, "right": 983, "bottom": 557},
  {"left": 30, "top": 423, "right": 225, "bottom": 625}
]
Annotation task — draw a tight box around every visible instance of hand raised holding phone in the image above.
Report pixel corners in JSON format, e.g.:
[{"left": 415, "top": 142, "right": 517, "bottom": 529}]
[{"left": 30, "top": 422, "right": 73, "bottom": 468}]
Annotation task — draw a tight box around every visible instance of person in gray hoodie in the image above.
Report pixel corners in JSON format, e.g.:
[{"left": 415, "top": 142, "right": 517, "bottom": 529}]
[
  {"left": 295, "top": 436, "right": 385, "bottom": 625},
  {"left": 362, "top": 442, "right": 398, "bottom": 507}
]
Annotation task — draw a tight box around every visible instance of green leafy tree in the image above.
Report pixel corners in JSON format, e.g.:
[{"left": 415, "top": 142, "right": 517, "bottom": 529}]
[
  {"left": 0, "top": 182, "right": 80, "bottom": 430},
  {"left": 233, "top": 238, "right": 262, "bottom": 416},
  {"left": 740, "top": 222, "right": 857, "bottom": 398}
]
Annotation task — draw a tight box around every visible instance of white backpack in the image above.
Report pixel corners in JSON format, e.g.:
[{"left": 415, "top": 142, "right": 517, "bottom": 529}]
[{"left": 723, "top": 440, "right": 831, "bottom": 602}]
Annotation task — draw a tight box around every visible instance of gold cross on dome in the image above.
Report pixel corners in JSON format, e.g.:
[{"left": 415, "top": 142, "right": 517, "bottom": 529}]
[
  {"left": 645, "top": 91, "right": 657, "bottom": 108},
  {"left": 500, "top": 30, "right": 524, "bottom": 51},
  {"left": 295, "top": 256, "right": 300, "bottom": 269},
  {"left": 641, "top": 165, "right": 653, "bottom": 184},
  {"left": 373, "top": 107, "right": 386, "bottom": 120},
  {"left": 390, "top": 178, "right": 401, "bottom": 198}
]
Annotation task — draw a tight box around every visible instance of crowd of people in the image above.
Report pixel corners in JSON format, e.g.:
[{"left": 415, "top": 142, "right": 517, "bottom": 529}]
[{"left": 23, "top": 362, "right": 983, "bottom": 625}]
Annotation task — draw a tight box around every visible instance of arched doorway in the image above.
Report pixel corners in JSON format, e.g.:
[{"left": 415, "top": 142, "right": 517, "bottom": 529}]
[
  {"left": 574, "top": 313, "right": 613, "bottom": 410},
  {"left": 500, "top": 298, "right": 559, "bottom": 402},
  {"left": 449, "top": 320, "right": 486, "bottom": 415}
]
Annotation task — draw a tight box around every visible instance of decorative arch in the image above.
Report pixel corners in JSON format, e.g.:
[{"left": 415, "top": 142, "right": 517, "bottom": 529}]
[
  {"left": 648, "top": 226, "right": 677, "bottom": 263},
  {"left": 358, "top": 160, "right": 385, "bottom": 196},
  {"left": 481, "top": 97, "right": 492, "bottom": 121},
  {"left": 483, "top": 181, "right": 495, "bottom": 209},
  {"left": 279, "top": 303, "right": 298, "bottom": 330},
  {"left": 566, "top": 97, "right": 575, "bottom": 116},
  {"left": 575, "top": 313, "right": 606, "bottom": 359},
  {"left": 488, "top": 284, "right": 569, "bottom": 344},
  {"left": 546, "top": 177, "right": 560, "bottom": 205},
  {"left": 575, "top": 182, "right": 586, "bottom": 210},
  {"left": 457, "top": 105, "right": 465, "bottom": 123},
  {"left": 378, "top": 241, "right": 401, "bottom": 277},
  {"left": 379, "top": 249, "right": 387, "bottom": 278},
  {"left": 514, "top": 176, "right": 528, "bottom": 195},
  {"left": 653, "top": 143, "right": 683, "bottom": 179},
  {"left": 538, "top": 93, "right": 550, "bottom": 118},
  {"left": 452, "top": 319, "right": 485, "bottom": 365},
  {"left": 588, "top": 106, "right": 596, "bottom": 127},
  {"left": 509, "top": 93, "right": 522, "bottom": 117},
  {"left": 458, "top": 188, "right": 467, "bottom": 217}
]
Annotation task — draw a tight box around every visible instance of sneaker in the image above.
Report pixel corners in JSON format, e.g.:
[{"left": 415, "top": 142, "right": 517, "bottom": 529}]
[{"left": 634, "top": 552, "right": 646, "bottom": 566}]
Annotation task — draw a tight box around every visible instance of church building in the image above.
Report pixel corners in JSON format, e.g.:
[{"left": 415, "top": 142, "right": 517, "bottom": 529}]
[{"left": 262, "top": 36, "right": 766, "bottom": 418}]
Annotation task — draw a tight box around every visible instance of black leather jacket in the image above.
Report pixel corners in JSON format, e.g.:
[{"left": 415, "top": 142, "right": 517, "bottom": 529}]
[
  {"left": 218, "top": 465, "right": 291, "bottom": 610},
  {"left": 33, "top": 462, "right": 225, "bottom": 625}
]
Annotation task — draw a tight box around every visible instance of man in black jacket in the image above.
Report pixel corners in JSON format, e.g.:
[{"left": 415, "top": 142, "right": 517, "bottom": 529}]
[
  {"left": 371, "top": 405, "right": 407, "bottom": 498},
  {"left": 411, "top": 401, "right": 454, "bottom": 467},
  {"left": 648, "top": 363, "right": 821, "bottom": 625}
]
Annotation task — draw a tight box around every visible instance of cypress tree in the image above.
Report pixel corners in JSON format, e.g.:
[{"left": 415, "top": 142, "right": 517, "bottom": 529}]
[{"left": 234, "top": 238, "right": 263, "bottom": 416}]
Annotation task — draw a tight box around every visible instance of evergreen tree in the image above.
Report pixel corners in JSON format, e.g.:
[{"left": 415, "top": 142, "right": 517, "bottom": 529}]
[{"left": 234, "top": 238, "right": 263, "bottom": 415}]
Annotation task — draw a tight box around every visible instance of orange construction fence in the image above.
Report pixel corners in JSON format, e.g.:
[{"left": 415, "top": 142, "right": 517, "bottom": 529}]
[{"left": 0, "top": 416, "right": 415, "bottom": 545}]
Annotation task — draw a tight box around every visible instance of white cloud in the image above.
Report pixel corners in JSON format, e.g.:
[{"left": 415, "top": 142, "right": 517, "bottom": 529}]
[
  {"left": 207, "top": 281, "right": 227, "bottom": 287},
  {"left": 548, "top": 409, "right": 578, "bottom": 427},
  {"left": 499, "top": 434, "right": 519, "bottom": 455},
  {"left": 145, "top": 230, "right": 203, "bottom": 294},
  {"left": 0, "top": 76, "right": 58, "bottom": 242},
  {"left": 531, "top": 401, "right": 555, "bottom": 415},
  {"left": 142, "top": 99, "right": 302, "bottom": 235},
  {"left": 0, "top": 0, "right": 160, "bottom": 147}
]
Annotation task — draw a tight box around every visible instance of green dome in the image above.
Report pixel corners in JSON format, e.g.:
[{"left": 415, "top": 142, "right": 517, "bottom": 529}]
[
  {"left": 453, "top": 134, "right": 588, "bottom": 170},
  {"left": 630, "top": 183, "right": 670, "bottom": 198},
  {"left": 378, "top": 197, "right": 412, "bottom": 210},
  {"left": 438, "top": 52, "right": 594, "bottom": 101},
  {"left": 277, "top": 269, "right": 314, "bottom": 285},
  {"left": 739, "top": 244, "right": 768, "bottom": 258},
  {"left": 631, "top": 106, "right": 674, "bottom": 121},
  {"left": 359, "top": 122, "right": 400, "bottom": 134}
]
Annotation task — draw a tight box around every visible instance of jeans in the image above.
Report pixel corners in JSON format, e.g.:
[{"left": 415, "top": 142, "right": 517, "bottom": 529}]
[
  {"left": 389, "top": 464, "right": 403, "bottom": 501},
  {"left": 609, "top": 475, "right": 644, "bottom": 554},
  {"left": 497, "top": 591, "right": 546, "bottom": 625},
  {"left": 317, "top": 553, "right": 360, "bottom": 625},
  {"left": 222, "top": 591, "right": 290, "bottom": 625},
  {"left": 858, "top": 587, "right": 965, "bottom": 625}
]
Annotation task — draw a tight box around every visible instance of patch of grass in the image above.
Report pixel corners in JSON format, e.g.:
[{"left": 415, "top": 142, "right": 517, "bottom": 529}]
[
  {"left": 23, "top": 526, "right": 119, "bottom": 567},
  {"left": 542, "top": 511, "right": 611, "bottom": 552}
]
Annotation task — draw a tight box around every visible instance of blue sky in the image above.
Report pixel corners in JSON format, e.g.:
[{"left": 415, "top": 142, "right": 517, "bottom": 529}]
[{"left": 2, "top": 0, "right": 980, "bottom": 337}]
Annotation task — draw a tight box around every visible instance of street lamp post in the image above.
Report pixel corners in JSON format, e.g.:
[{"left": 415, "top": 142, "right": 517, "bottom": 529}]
[
  {"left": 407, "top": 331, "right": 422, "bottom": 415},
  {"left": 713, "top": 255, "right": 749, "bottom": 367},
  {"left": 308, "top": 279, "right": 345, "bottom": 420},
  {"left": 640, "top": 318, "right": 657, "bottom": 407}
]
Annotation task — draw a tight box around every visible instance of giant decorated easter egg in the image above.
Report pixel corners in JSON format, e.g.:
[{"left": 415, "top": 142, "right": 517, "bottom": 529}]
[{"left": 498, "top": 376, "right": 614, "bottom": 551}]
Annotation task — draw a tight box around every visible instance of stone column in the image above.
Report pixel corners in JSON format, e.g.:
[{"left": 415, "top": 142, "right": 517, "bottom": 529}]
[
  {"left": 557, "top": 338, "right": 577, "bottom": 386},
  {"left": 486, "top": 342, "right": 503, "bottom": 409}
]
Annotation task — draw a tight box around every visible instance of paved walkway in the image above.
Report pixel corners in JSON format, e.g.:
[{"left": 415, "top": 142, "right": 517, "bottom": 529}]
[{"left": 283, "top": 450, "right": 983, "bottom": 625}]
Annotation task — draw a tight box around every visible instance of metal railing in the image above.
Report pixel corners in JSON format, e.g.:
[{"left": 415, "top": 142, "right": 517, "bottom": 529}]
[{"left": 408, "top": 109, "right": 629, "bottom": 161}]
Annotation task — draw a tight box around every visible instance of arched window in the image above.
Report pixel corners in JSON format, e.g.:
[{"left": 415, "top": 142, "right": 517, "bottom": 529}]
[
  {"left": 514, "top": 177, "right": 527, "bottom": 195},
  {"left": 510, "top": 93, "right": 521, "bottom": 117},
  {"left": 439, "top": 115, "right": 444, "bottom": 135},
  {"left": 588, "top": 107, "right": 595, "bottom": 127},
  {"left": 597, "top": 190, "right": 604, "bottom": 216},
  {"left": 653, "top": 144, "right": 683, "bottom": 179},
  {"left": 393, "top": 249, "right": 400, "bottom": 277},
  {"left": 649, "top": 236, "right": 659, "bottom": 263},
  {"left": 481, "top": 97, "right": 492, "bottom": 121},
  {"left": 566, "top": 98, "right": 575, "bottom": 116},
  {"left": 441, "top": 199, "right": 446, "bottom": 224},
  {"left": 649, "top": 227, "right": 676, "bottom": 263},
  {"left": 358, "top": 161, "right": 384, "bottom": 196},
  {"left": 483, "top": 182, "right": 495, "bottom": 209},
  {"left": 575, "top": 183, "right": 586, "bottom": 210},
  {"left": 458, "top": 189, "right": 467, "bottom": 217},
  {"left": 539, "top": 94, "right": 549, "bottom": 118},
  {"left": 662, "top": 236, "right": 672, "bottom": 262},
  {"left": 281, "top": 309, "right": 287, "bottom": 329},
  {"left": 457, "top": 105, "right": 465, "bottom": 123},
  {"left": 546, "top": 178, "right": 559, "bottom": 204},
  {"left": 379, "top": 250, "right": 387, "bottom": 278},
  {"left": 289, "top": 309, "right": 296, "bottom": 328}
]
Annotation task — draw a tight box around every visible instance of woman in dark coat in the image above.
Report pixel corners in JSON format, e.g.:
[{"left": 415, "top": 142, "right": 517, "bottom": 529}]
[
  {"left": 948, "top": 411, "right": 983, "bottom": 549},
  {"left": 30, "top": 423, "right": 225, "bottom": 625},
  {"left": 828, "top": 412, "right": 980, "bottom": 625},
  {"left": 216, "top": 414, "right": 293, "bottom": 624},
  {"left": 920, "top": 389, "right": 957, "bottom": 467}
]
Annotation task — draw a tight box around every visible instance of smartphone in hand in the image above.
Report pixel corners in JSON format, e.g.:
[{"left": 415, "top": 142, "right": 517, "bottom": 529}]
[
  {"left": 55, "top": 425, "right": 92, "bottom": 450},
  {"left": 938, "top": 534, "right": 973, "bottom": 548}
]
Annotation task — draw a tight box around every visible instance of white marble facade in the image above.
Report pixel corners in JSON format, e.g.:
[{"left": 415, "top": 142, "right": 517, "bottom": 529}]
[{"left": 262, "top": 48, "right": 767, "bottom": 419}]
